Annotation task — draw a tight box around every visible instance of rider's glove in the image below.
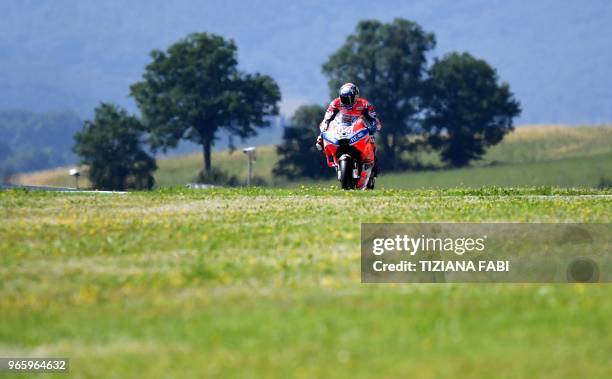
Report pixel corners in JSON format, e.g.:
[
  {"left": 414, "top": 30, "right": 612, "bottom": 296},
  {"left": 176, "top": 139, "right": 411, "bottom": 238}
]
[
  {"left": 315, "top": 135, "right": 323, "bottom": 151},
  {"left": 367, "top": 123, "right": 378, "bottom": 135}
]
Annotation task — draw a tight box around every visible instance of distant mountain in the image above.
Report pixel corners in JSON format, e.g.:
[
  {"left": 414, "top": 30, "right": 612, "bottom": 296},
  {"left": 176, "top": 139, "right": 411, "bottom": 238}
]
[
  {"left": 1, "top": 0, "right": 612, "bottom": 167},
  {"left": 0, "top": 110, "right": 82, "bottom": 174}
]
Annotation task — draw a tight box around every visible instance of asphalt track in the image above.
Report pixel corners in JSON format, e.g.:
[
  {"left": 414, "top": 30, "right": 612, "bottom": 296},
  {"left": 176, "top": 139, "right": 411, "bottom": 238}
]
[
  {"left": 2, "top": 184, "right": 611, "bottom": 199},
  {"left": 0, "top": 184, "right": 126, "bottom": 194}
]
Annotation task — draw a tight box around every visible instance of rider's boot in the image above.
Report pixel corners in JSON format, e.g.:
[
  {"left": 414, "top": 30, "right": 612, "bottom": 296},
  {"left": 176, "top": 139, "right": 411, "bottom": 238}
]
[
  {"left": 372, "top": 157, "right": 379, "bottom": 177},
  {"left": 370, "top": 139, "right": 378, "bottom": 177}
]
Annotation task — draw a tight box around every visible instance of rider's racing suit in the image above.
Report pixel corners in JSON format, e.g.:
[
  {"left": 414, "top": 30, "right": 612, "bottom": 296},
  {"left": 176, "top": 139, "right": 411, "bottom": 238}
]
[{"left": 318, "top": 97, "right": 382, "bottom": 173}]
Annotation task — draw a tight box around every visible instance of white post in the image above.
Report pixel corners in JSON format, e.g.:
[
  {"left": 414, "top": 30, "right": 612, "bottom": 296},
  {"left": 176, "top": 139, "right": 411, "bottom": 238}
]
[
  {"left": 242, "top": 147, "right": 256, "bottom": 186},
  {"left": 247, "top": 159, "right": 252, "bottom": 186},
  {"left": 69, "top": 168, "right": 81, "bottom": 190}
]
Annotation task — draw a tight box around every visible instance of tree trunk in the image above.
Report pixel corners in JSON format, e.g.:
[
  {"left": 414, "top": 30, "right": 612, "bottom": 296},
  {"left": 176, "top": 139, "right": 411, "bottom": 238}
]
[{"left": 202, "top": 138, "right": 212, "bottom": 176}]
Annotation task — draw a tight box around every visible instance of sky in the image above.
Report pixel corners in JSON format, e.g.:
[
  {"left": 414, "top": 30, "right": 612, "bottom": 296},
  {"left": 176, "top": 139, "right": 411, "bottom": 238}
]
[{"left": 1, "top": 0, "right": 612, "bottom": 124}]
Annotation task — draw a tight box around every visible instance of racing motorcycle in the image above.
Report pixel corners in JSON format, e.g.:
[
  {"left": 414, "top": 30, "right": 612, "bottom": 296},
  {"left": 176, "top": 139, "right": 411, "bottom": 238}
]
[{"left": 320, "top": 114, "right": 376, "bottom": 190}]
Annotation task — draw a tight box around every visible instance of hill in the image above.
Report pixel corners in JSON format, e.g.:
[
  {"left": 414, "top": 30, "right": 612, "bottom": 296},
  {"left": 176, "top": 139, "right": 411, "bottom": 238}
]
[
  {"left": 0, "top": 109, "right": 81, "bottom": 174},
  {"left": 15, "top": 125, "right": 612, "bottom": 189},
  {"left": 380, "top": 125, "right": 612, "bottom": 188}
]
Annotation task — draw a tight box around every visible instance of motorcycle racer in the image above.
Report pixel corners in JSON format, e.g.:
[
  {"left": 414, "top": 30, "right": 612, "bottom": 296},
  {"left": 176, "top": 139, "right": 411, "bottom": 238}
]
[{"left": 316, "top": 83, "right": 381, "bottom": 174}]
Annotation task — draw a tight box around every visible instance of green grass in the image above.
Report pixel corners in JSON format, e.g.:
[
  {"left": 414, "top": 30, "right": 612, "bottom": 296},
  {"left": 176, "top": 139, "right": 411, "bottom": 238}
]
[
  {"left": 1, "top": 187, "right": 611, "bottom": 378},
  {"left": 155, "top": 145, "right": 279, "bottom": 187},
  {"left": 379, "top": 152, "right": 612, "bottom": 188},
  {"left": 160, "top": 123, "right": 599, "bottom": 188},
  {"left": 483, "top": 125, "right": 612, "bottom": 163},
  {"left": 16, "top": 125, "right": 612, "bottom": 189}
]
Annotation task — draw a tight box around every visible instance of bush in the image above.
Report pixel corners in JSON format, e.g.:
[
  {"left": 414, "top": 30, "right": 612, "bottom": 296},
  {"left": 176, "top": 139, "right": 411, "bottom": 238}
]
[{"left": 196, "top": 167, "right": 240, "bottom": 187}]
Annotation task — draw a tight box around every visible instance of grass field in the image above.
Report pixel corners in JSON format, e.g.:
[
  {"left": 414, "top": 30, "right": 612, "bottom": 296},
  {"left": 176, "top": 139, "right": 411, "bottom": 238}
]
[
  {"left": 1, "top": 187, "right": 611, "bottom": 378},
  {"left": 379, "top": 152, "right": 612, "bottom": 188},
  {"left": 15, "top": 125, "right": 612, "bottom": 189}
]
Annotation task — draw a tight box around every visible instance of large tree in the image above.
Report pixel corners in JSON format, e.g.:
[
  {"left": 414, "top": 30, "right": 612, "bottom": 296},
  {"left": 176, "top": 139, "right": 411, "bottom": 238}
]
[
  {"left": 74, "top": 103, "right": 156, "bottom": 190},
  {"left": 273, "top": 105, "right": 331, "bottom": 179},
  {"left": 424, "top": 52, "right": 521, "bottom": 167},
  {"left": 322, "top": 19, "right": 436, "bottom": 170},
  {"left": 130, "top": 33, "right": 281, "bottom": 176}
]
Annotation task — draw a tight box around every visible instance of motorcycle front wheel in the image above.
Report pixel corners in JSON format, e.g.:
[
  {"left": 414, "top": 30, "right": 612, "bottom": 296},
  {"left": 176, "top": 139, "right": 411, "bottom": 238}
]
[{"left": 339, "top": 158, "right": 355, "bottom": 190}]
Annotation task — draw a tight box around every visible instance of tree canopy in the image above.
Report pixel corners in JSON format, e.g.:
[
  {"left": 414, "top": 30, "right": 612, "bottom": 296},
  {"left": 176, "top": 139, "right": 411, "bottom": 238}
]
[
  {"left": 130, "top": 32, "right": 281, "bottom": 176},
  {"left": 73, "top": 103, "right": 156, "bottom": 190},
  {"left": 424, "top": 52, "right": 521, "bottom": 167}
]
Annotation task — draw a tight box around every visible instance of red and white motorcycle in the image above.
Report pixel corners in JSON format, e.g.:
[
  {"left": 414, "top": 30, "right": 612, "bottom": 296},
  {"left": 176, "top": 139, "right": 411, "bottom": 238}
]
[{"left": 320, "top": 115, "right": 376, "bottom": 190}]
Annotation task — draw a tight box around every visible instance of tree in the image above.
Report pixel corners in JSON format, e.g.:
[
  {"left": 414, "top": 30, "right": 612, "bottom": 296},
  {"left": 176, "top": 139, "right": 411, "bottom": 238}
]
[
  {"left": 74, "top": 103, "right": 156, "bottom": 190},
  {"left": 424, "top": 52, "right": 521, "bottom": 167},
  {"left": 273, "top": 105, "right": 331, "bottom": 179},
  {"left": 130, "top": 33, "right": 281, "bottom": 176},
  {"left": 322, "top": 19, "right": 436, "bottom": 170}
]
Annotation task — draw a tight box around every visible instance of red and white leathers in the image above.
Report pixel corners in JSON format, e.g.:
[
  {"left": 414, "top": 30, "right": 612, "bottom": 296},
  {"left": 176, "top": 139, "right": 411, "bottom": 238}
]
[
  {"left": 318, "top": 97, "right": 382, "bottom": 173},
  {"left": 320, "top": 97, "right": 382, "bottom": 135}
]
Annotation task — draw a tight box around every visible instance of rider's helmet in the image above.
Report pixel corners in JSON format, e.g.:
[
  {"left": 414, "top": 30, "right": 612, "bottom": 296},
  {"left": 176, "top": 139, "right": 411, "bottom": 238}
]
[{"left": 339, "top": 83, "right": 360, "bottom": 107}]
